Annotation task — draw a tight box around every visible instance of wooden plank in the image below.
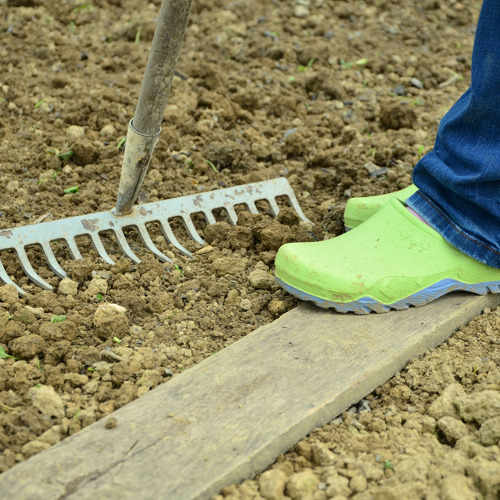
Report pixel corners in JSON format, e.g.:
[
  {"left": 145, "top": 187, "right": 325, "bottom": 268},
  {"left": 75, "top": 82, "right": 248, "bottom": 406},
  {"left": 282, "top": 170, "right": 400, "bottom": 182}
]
[{"left": 2, "top": 293, "right": 499, "bottom": 500}]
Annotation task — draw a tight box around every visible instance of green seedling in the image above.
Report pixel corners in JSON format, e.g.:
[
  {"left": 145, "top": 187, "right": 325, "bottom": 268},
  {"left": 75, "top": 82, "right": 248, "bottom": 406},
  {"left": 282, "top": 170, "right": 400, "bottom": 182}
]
[
  {"left": 117, "top": 136, "right": 126, "bottom": 150},
  {"left": 87, "top": 367, "right": 95, "bottom": 373},
  {"left": 382, "top": 460, "right": 394, "bottom": 471},
  {"left": 50, "top": 315, "right": 67, "bottom": 323},
  {"left": 206, "top": 160, "right": 219, "bottom": 173},
  {"left": 417, "top": 145, "right": 425, "bottom": 158},
  {"left": 174, "top": 264, "right": 184, "bottom": 276},
  {"left": 73, "top": 3, "right": 94, "bottom": 12},
  {"left": 288, "top": 76, "right": 296, "bottom": 82},
  {"left": 64, "top": 186, "right": 79, "bottom": 194},
  {"left": 135, "top": 26, "right": 142, "bottom": 44},
  {"left": 73, "top": 410, "right": 80, "bottom": 419},
  {"left": 0, "top": 346, "right": 17, "bottom": 359},
  {"left": 113, "top": 337, "right": 122, "bottom": 344},
  {"left": 355, "top": 58, "right": 368, "bottom": 66},
  {"left": 95, "top": 293, "right": 104, "bottom": 301},
  {"left": 34, "top": 384, "right": 42, "bottom": 388},
  {"left": 339, "top": 59, "right": 354, "bottom": 69},
  {"left": 58, "top": 150, "right": 73, "bottom": 160},
  {"left": 68, "top": 21, "right": 76, "bottom": 32},
  {"left": 36, "top": 360, "right": 41, "bottom": 371},
  {"left": 298, "top": 58, "right": 315, "bottom": 72},
  {"left": 34, "top": 99, "right": 45, "bottom": 109}
]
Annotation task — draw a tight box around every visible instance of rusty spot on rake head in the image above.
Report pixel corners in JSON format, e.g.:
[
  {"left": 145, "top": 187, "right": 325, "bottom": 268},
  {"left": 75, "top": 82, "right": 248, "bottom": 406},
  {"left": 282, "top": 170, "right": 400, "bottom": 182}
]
[
  {"left": 138, "top": 207, "right": 153, "bottom": 216},
  {"left": 0, "top": 230, "right": 13, "bottom": 239},
  {"left": 81, "top": 219, "right": 99, "bottom": 232},
  {"left": 192, "top": 195, "right": 203, "bottom": 207}
]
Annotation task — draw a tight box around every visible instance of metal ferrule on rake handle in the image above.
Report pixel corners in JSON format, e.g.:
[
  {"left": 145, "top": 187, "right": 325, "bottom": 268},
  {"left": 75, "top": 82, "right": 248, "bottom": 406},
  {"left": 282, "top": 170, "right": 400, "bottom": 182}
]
[{"left": 115, "top": 0, "right": 193, "bottom": 215}]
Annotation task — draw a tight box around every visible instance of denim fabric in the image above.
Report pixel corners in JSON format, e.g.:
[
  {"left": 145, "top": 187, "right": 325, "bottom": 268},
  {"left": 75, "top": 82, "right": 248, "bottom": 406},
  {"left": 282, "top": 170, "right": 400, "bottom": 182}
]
[{"left": 407, "top": 0, "right": 500, "bottom": 269}]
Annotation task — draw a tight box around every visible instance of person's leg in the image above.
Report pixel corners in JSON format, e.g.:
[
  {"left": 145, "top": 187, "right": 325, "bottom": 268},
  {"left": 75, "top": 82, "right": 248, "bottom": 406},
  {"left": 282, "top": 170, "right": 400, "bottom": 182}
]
[
  {"left": 274, "top": 0, "right": 500, "bottom": 313},
  {"left": 407, "top": 0, "right": 500, "bottom": 269}
]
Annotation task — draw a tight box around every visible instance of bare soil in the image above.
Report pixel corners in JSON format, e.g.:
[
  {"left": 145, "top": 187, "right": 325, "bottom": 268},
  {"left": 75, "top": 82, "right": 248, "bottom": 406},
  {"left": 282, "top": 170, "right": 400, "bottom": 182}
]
[{"left": 1, "top": 0, "right": 499, "bottom": 498}]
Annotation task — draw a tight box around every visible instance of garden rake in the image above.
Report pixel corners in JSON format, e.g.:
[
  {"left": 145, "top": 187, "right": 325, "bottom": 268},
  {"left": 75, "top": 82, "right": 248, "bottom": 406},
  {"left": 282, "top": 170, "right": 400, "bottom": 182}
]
[{"left": 0, "top": 0, "right": 309, "bottom": 297}]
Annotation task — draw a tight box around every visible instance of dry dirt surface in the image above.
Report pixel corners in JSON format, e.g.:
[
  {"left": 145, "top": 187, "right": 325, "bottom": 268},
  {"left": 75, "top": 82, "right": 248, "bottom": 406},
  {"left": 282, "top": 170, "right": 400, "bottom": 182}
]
[{"left": 1, "top": 0, "right": 499, "bottom": 498}]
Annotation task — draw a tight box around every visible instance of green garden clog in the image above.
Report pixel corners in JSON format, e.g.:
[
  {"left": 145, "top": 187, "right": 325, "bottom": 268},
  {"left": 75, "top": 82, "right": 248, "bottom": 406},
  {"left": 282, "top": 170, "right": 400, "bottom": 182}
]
[
  {"left": 344, "top": 184, "right": 419, "bottom": 229},
  {"left": 276, "top": 198, "right": 500, "bottom": 314}
]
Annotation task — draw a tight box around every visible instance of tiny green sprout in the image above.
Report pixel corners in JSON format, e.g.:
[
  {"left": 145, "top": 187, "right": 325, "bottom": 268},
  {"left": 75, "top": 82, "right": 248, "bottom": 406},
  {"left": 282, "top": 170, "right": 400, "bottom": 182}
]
[
  {"left": 34, "top": 384, "right": 42, "bottom": 389},
  {"left": 73, "top": 410, "right": 80, "bottom": 419},
  {"left": 355, "top": 58, "right": 368, "bottom": 66},
  {"left": 34, "top": 99, "right": 45, "bottom": 109},
  {"left": 36, "top": 360, "right": 41, "bottom": 371},
  {"left": 51, "top": 315, "right": 67, "bottom": 323},
  {"left": 473, "top": 363, "right": 478, "bottom": 376},
  {"left": 64, "top": 186, "right": 79, "bottom": 194},
  {"left": 58, "top": 150, "right": 73, "bottom": 160},
  {"left": 298, "top": 58, "right": 315, "bottom": 73},
  {"left": 288, "top": 76, "right": 296, "bottom": 82},
  {"left": 206, "top": 160, "right": 219, "bottom": 173},
  {"left": 382, "top": 460, "right": 394, "bottom": 471},
  {"left": 117, "top": 136, "right": 126, "bottom": 150},
  {"left": 95, "top": 293, "right": 104, "bottom": 302},
  {"left": 174, "top": 264, "right": 184, "bottom": 276},
  {"left": 68, "top": 21, "right": 76, "bottom": 32},
  {"left": 45, "top": 16, "right": 52, "bottom": 22},
  {"left": 135, "top": 26, "right": 142, "bottom": 44},
  {"left": 271, "top": 31, "right": 279, "bottom": 38},
  {"left": 87, "top": 367, "right": 95, "bottom": 373},
  {"left": 186, "top": 159, "right": 194, "bottom": 169},
  {"left": 73, "top": 3, "right": 94, "bottom": 12},
  {"left": 0, "top": 97, "right": 4, "bottom": 104},
  {"left": 417, "top": 145, "right": 425, "bottom": 158},
  {"left": 113, "top": 337, "right": 122, "bottom": 344},
  {"left": 339, "top": 59, "right": 354, "bottom": 69},
  {"left": 0, "top": 346, "right": 16, "bottom": 359}
]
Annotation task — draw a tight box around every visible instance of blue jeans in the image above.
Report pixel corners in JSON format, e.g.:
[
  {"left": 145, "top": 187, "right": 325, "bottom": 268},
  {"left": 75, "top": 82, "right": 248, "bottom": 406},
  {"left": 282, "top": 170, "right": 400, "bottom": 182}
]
[{"left": 407, "top": 0, "right": 500, "bottom": 269}]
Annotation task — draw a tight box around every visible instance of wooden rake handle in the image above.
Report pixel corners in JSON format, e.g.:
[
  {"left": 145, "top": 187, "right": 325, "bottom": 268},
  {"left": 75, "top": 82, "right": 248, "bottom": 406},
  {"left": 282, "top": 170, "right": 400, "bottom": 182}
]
[{"left": 115, "top": 0, "right": 193, "bottom": 215}]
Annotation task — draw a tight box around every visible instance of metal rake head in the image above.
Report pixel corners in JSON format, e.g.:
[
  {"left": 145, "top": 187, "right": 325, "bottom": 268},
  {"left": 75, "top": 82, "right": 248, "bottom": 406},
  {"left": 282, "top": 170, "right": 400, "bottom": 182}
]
[{"left": 0, "top": 178, "right": 309, "bottom": 296}]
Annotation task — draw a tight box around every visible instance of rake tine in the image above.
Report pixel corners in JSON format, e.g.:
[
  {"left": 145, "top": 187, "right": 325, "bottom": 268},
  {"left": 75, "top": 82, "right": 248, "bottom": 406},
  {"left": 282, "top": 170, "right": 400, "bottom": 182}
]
[
  {"left": 41, "top": 243, "right": 70, "bottom": 280},
  {"left": 268, "top": 198, "right": 280, "bottom": 217},
  {"left": 159, "top": 221, "right": 193, "bottom": 258},
  {"left": 245, "top": 201, "right": 259, "bottom": 214},
  {"left": 181, "top": 216, "right": 205, "bottom": 246},
  {"left": 287, "top": 195, "right": 310, "bottom": 223},
  {"left": 0, "top": 258, "right": 26, "bottom": 296},
  {"left": 89, "top": 234, "right": 115, "bottom": 265},
  {"left": 225, "top": 206, "right": 239, "bottom": 225},
  {"left": 17, "top": 248, "right": 53, "bottom": 290},
  {"left": 203, "top": 210, "right": 217, "bottom": 225},
  {"left": 113, "top": 228, "right": 141, "bottom": 264},
  {"left": 66, "top": 238, "right": 83, "bottom": 260},
  {"left": 136, "top": 224, "right": 172, "bottom": 263}
]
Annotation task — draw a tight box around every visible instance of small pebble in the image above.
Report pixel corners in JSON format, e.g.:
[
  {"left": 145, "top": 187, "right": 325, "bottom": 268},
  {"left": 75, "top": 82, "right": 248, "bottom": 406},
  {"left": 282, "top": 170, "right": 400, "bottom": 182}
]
[
  {"left": 392, "top": 85, "right": 406, "bottom": 96},
  {"left": 410, "top": 77, "right": 424, "bottom": 89},
  {"left": 105, "top": 418, "right": 118, "bottom": 429}
]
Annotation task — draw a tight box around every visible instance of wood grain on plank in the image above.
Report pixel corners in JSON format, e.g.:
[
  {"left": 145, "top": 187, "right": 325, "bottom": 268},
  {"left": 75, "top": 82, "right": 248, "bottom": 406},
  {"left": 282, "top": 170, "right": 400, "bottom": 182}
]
[{"left": 2, "top": 293, "right": 499, "bottom": 500}]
